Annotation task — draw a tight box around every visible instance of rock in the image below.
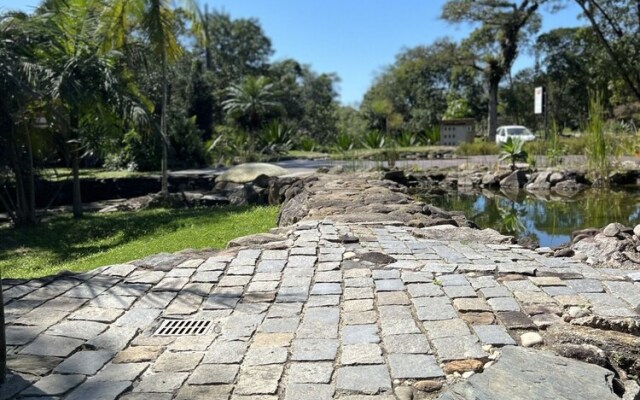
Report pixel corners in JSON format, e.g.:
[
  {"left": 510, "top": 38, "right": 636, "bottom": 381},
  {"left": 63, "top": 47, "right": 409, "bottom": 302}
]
[
  {"left": 553, "top": 179, "right": 588, "bottom": 196},
  {"left": 547, "top": 323, "right": 640, "bottom": 377},
  {"left": 565, "top": 306, "right": 591, "bottom": 320},
  {"left": 554, "top": 343, "right": 609, "bottom": 369},
  {"left": 437, "top": 346, "right": 619, "bottom": 400},
  {"left": 227, "top": 233, "right": 286, "bottom": 248},
  {"left": 395, "top": 385, "right": 413, "bottom": 400},
  {"left": 443, "top": 359, "right": 484, "bottom": 374},
  {"left": 525, "top": 171, "right": 552, "bottom": 192},
  {"left": 623, "top": 379, "right": 640, "bottom": 400},
  {"left": 460, "top": 312, "right": 496, "bottom": 325},
  {"left": 553, "top": 247, "right": 574, "bottom": 257},
  {"left": 414, "top": 380, "right": 443, "bottom": 393},
  {"left": 228, "top": 183, "right": 264, "bottom": 205},
  {"left": 549, "top": 172, "right": 565, "bottom": 184},
  {"left": 603, "top": 223, "right": 626, "bottom": 237},
  {"left": 572, "top": 233, "right": 638, "bottom": 269},
  {"left": 609, "top": 170, "right": 640, "bottom": 186},
  {"left": 634, "top": 224, "right": 640, "bottom": 238},
  {"left": 462, "top": 371, "right": 475, "bottom": 379},
  {"left": 359, "top": 252, "right": 397, "bottom": 265},
  {"left": 252, "top": 174, "right": 271, "bottom": 188},
  {"left": 481, "top": 172, "right": 500, "bottom": 188},
  {"left": 520, "top": 332, "right": 543, "bottom": 347},
  {"left": 570, "top": 316, "right": 640, "bottom": 336},
  {"left": 384, "top": 170, "right": 408, "bottom": 185},
  {"left": 536, "top": 247, "right": 553, "bottom": 255},
  {"left": 499, "top": 170, "right": 527, "bottom": 189},
  {"left": 217, "top": 163, "right": 289, "bottom": 183}
]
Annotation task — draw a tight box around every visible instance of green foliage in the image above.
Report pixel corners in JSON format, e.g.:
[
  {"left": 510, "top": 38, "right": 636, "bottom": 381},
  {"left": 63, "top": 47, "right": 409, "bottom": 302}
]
[
  {"left": 421, "top": 126, "right": 441, "bottom": 145},
  {"left": 396, "top": 131, "right": 419, "bottom": 147},
  {"left": 298, "top": 136, "right": 317, "bottom": 152},
  {"left": 0, "top": 206, "right": 278, "bottom": 278},
  {"left": 545, "top": 121, "right": 565, "bottom": 167},
  {"left": 455, "top": 140, "right": 499, "bottom": 156},
  {"left": 206, "top": 125, "right": 247, "bottom": 165},
  {"left": 361, "top": 130, "right": 386, "bottom": 149},
  {"left": 443, "top": 96, "right": 471, "bottom": 119},
  {"left": 585, "top": 95, "right": 609, "bottom": 187},
  {"left": 361, "top": 39, "right": 476, "bottom": 137},
  {"left": 121, "top": 129, "right": 160, "bottom": 171},
  {"left": 499, "top": 137, "right": 528, "bottom": 171},
  {"left": 334, "top": 132, "right": 355, "bottom": 153},
  {"left": 168, "top": 114, "right": 207, "bottom": 169},
  {"left": 259, "top": 120, "right": 294, "bottom": 158}
]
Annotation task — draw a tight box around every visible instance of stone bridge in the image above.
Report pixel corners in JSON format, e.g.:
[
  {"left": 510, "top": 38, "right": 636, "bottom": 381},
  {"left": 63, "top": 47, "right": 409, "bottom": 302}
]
[{"left": 2, "top": 171, "right": 639, "bottom": 399}]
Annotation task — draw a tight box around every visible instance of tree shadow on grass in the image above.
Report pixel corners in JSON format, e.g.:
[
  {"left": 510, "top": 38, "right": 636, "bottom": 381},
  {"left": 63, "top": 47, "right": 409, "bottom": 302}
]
[{"left": 0, "top": 205, "right": 263, "bottom": 275}]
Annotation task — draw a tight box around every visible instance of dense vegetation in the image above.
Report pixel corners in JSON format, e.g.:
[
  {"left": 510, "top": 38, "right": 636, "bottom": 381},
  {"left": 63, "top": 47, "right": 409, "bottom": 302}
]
[{"left": 2, "top": 0, "right": 640, "bottom": 227}]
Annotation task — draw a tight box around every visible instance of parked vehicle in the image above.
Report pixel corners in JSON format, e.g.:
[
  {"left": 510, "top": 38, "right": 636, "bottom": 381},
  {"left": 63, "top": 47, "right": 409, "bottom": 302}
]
[{"left": 495, "top": 125, "right": 536, "bottom": 145}]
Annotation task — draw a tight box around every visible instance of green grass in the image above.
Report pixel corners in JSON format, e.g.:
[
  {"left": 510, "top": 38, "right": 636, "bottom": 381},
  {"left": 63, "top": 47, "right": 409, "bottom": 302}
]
[
  {"left": 0, "top": 206, "right": 278, "bottom": 279},
  {"left": 40, "top": 168, "right": 154, "bottom": 182},
  {"left": 328, "top": 145, "right": 456, "bottom": 159},
  {"left": 287, "top": 150, "right": 330, "bottom": 159}
]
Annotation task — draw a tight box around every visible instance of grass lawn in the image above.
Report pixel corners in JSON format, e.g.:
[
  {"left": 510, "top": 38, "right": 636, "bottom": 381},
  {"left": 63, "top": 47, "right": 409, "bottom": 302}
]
[
  {"left": 0, "top": 206, "right": 279, "bottom": 279},
  {"left": 40, "top": 168, "right": 154, "bottom": 181}
]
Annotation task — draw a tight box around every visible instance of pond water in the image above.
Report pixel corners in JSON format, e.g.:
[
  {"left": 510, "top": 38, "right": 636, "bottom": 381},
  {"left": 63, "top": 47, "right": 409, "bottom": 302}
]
[{"left": 423, "top": 188, "right": 640, "bottom": 248}]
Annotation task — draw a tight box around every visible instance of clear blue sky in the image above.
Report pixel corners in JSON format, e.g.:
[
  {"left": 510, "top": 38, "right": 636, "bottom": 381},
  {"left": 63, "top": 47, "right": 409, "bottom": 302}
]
[{"left": 3, "top": 0, "right": 585, "bottom": 105}]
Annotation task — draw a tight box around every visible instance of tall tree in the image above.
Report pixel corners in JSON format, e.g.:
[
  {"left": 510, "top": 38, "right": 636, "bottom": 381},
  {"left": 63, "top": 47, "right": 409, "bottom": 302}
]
[
  {"left": 222, "top": 75, "right": 281, "bottom": 157},
  {"left": 572, "top": 0, "right": 640, "bottom": 102},
  {"left": 442, "top": 0, "right": 550, "bottom": 141},
  {"left": 101, "top": 0, "right": 203, "bottom": 194},
  {"left": 0, "top": 12, "right": 44, "bottom": 227},
  {"left": 41, "top": 0, "right": 142, "bottom": 218},
  {"left": 361, "top": 39, "right": 476, "bottom": 137},
  {"left": 535, "top": 27, "right": 606, "bottom": 128}
]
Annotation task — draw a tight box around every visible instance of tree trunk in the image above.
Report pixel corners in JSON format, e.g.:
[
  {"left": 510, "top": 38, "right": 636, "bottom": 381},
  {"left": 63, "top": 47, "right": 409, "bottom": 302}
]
[
  {"left": 488, "top": 78, "right": 499, "bottom": 142},
  {"left": 25, "top": 127, "right": 36, "bottom": 224},
  {"left": 70, "top": 110, "right": 83, "bottom": 219},
  {"left": 10, "top": 134, "right": 29, "bottom": 225},
  {"left": 577, "top": 0, "right": 640, "bottom": 101},
  {"left": 0, "top": 282, "right": 5, "bottom": 384},
  {"left": 72, "top": 144, "right": 82, "bottom": 218},
  {"left": 160, "top": 59, "right": 169, "bottom": 196}
]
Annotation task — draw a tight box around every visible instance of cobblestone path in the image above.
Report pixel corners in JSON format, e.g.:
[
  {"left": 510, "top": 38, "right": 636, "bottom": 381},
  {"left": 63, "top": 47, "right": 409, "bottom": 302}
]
[{"left": 2, "top": 173, "right": 639, "bottom": 399}]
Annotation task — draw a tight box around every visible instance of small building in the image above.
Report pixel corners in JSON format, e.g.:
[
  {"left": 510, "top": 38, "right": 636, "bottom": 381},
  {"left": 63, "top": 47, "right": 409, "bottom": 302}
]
[{"left": 439, "top": 119, "right": 475, "bottom": 146}]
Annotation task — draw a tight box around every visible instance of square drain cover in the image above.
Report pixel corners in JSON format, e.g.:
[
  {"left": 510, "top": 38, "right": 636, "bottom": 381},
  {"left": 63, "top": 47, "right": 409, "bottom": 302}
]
[{"left": 154, "top": 319, "right": 213, "bottom": 336}]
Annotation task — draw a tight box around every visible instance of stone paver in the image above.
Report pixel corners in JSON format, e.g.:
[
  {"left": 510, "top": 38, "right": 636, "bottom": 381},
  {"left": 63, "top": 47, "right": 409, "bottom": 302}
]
[
  {"left": 5, "top": 172, "right": 639, "bottom": 399},
  {"left": 336, "top": 365, "right": 392, "bottom": 395}
]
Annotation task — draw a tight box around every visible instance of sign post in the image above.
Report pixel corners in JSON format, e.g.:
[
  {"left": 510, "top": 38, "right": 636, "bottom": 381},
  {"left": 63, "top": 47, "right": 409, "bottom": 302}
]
[{"left": 535, "top": 86, "right": 547, "bottom": 140}]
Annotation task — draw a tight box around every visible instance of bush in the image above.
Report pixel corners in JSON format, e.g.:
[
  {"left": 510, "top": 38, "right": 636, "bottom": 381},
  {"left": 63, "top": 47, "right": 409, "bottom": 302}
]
[
  {"left": 169, "top": 115, "right": 207, "bottom": 169},
  {"left": 455, "top": 140, "right": 499, "bottom": 156},
  {"left": 122, "top": 129, "right": 160, "bottom": 171}
]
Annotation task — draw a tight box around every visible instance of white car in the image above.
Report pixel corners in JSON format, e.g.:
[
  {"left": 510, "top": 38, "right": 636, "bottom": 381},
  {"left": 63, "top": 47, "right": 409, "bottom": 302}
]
[{"left": 495, "top": 125, "right": 536, "bottom": 145}]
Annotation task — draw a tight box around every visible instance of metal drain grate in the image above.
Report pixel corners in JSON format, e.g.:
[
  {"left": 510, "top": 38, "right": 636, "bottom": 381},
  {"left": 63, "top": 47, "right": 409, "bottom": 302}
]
[{"left": 154, "top": 319, "right": 213, "bottom": 336}]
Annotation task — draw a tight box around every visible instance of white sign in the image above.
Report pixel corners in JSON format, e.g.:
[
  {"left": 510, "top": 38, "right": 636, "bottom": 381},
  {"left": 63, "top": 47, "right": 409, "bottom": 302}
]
[{"left": 534, "top": 87, "right": 544, "bottom": 115}]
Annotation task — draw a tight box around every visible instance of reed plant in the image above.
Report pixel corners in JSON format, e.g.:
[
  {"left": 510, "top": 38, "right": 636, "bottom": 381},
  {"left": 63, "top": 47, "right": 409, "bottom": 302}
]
[{"left": 585, "top": 95, "right": 609, "bottom": 187}]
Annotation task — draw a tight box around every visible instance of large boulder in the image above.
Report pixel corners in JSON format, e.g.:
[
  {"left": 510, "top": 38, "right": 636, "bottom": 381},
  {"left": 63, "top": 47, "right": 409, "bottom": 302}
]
[
  {"left": 438, "top": 346, "right": 619, "bottom": 400},
  {"left": 500, "top": 170, "right": 527, "bottom": 189},
  {"left": 217, "top": 163, "right": 289, "bottom": 183}
]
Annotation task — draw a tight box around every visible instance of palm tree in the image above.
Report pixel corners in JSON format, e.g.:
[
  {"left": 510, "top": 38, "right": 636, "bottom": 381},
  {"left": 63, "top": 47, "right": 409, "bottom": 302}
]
[
  {"left": 100, "top": 0, "right": 203, "bottom": 194},
  {"left": 0, "top": 12, "right": 59, "bottom": 227},
  {"left": 41, "top": 0, "right": 144, "bottom": 218},
  {"left": 222, "top": 75, "right": 280, "bottom": 158}
]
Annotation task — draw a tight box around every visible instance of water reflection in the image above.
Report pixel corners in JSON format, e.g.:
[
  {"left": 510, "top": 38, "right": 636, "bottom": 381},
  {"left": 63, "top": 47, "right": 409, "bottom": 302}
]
[{"left": 423, "top": 188, "right": 640, "bottom": 248}]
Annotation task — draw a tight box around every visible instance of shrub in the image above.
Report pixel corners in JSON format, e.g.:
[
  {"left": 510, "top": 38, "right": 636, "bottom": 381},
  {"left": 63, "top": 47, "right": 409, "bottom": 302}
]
[{"left": 455, "top": 140, "right": 499, "bottom": 156}]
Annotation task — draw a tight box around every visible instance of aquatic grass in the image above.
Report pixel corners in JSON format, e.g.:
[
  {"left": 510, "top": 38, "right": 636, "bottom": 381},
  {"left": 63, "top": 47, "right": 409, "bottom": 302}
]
[{"left": 585, "top": 94, "right": 609, "bottom": 187}]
